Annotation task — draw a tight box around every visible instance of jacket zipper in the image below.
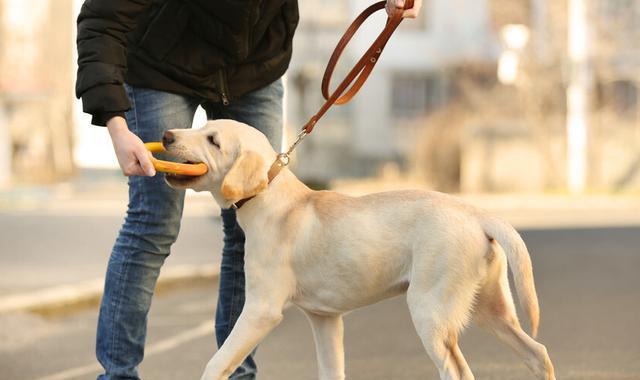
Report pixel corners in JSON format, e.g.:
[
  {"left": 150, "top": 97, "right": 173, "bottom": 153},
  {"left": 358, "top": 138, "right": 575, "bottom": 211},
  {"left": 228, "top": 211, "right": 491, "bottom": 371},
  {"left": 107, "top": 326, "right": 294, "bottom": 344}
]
[{"left": 218, "top": 70, "right": 230, "bottom": 106}]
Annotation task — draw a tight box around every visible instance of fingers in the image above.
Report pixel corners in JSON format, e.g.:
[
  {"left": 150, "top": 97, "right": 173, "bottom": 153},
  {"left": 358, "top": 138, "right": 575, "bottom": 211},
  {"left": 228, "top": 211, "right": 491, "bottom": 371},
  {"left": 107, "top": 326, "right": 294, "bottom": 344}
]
[
  {"left": 122, "top": 163, "right": 146, "bottom": 177},
  {"left": 401, "top": 0, "right": 421, "bottom": 19},
  {"left": 109, "top": 124, "right": 157, "bottom": 177},
  {"left": 386, "top": 0, "right": 421, "bottom": 19},
  {"left": 135, "top": 149, "right": 157, "bottom": 177},
  {"left": 121, "top": 149, "right": 156, "bottom": 177},
  {"left": 402, "top": 9, "right": 418, "bottom": 19},
  {"left": 385, "top": 0, "right": 400, "bottom": 17}
]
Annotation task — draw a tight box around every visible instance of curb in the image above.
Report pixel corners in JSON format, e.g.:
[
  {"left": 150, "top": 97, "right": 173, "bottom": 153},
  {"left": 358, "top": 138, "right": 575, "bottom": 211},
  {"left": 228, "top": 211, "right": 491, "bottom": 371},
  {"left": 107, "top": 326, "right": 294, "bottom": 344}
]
[{"left": 0, "top": 264, "right": 220, "bottom": 317}]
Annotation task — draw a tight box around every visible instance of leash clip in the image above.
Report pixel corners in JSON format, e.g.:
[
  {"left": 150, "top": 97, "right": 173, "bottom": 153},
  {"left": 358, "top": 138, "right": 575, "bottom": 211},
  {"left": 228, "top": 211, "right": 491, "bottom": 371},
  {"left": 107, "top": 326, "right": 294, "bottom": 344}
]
[
  {"left": 266, "top": 129, "right": 307, "bottom": 184},
  {"left": 286, "top": 129, "right": 308, "bottom": 156},
  {"left": 275, "top": 152, "right": 290, "bottom": 168}
]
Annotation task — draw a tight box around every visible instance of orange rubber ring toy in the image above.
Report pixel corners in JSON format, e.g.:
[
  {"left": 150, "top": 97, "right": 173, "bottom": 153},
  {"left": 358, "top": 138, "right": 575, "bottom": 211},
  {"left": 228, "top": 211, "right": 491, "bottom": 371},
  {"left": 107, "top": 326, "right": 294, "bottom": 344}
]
[{"left": 144, "top": 142, "right": 209, "bottom": 176}]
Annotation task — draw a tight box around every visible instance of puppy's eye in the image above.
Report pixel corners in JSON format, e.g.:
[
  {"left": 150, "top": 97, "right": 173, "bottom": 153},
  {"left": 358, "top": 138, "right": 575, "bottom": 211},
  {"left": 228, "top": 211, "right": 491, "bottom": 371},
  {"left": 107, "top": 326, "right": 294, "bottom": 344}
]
[{"left": 207, "top": 135, "right": 220, "bottom": 149}]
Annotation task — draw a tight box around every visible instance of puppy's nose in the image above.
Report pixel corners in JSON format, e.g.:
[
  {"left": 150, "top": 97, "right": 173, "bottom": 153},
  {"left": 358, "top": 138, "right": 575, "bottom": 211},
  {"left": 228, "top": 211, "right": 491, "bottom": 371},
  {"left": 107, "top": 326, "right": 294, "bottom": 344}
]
[{"left": 162, "top": 131, "right": 175, "bottom": 148}]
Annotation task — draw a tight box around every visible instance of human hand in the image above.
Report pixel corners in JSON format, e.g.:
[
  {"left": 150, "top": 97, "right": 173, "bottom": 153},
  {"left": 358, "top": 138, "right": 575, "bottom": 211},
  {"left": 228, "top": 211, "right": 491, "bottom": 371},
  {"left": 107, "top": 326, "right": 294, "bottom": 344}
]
[
  {"left": 385, "top": 0, "right": 422, "bottom": 19},
  {"left": 107, "top": 116, "right": 156, "bottom": 177}
]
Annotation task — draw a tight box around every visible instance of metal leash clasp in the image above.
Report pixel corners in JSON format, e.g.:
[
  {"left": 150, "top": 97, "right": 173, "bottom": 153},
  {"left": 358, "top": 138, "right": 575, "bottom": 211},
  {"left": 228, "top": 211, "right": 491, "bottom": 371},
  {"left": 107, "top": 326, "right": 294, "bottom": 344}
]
[
  {"left": 267, "top": 129, "right": 307, "bottom": 181},
  {"left": 278, "top": 129, "right": 309, "bottom": 168},
  {"left": 286, "top": 129, "right": 308, "bottom": 157},
  {"left": 274, "top": 152, "right": 290, "bottom": 168}
]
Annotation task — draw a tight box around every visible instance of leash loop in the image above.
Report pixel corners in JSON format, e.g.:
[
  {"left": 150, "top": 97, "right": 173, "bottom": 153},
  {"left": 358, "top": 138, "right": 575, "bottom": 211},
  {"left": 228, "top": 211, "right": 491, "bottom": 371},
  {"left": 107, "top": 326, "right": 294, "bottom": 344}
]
[
  {"left": 286, "top": 129, "right": 308, "bottom": 156},
  {"left": 302, "top": 0, "right": 414, "bottom": 134},
  {"left": 266, "top": 0, "right": 414, "bottom": 184}
]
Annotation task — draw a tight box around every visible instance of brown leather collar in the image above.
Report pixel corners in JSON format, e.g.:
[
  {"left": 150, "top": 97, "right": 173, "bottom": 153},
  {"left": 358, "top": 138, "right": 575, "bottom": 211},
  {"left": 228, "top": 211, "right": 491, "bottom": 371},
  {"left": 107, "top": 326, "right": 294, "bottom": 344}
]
[
  {"left": 231, "top": 169, "right": 278, "bottom": 209},
  {"left": 233, "top": 0, "right": 414, "bottom": 210},
  {"left": 231, "top": 195, "right": 255, "bottom": 209}
]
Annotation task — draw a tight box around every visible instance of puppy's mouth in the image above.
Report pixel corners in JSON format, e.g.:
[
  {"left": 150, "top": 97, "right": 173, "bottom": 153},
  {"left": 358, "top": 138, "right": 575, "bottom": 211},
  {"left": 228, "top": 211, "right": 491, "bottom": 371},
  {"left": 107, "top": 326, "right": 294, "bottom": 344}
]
[
  {"left": 164, "top": 160, "right": 207, "bottom": 188},
  {"left": 165, "top": 173, "right": 199, "bottom": 186}
]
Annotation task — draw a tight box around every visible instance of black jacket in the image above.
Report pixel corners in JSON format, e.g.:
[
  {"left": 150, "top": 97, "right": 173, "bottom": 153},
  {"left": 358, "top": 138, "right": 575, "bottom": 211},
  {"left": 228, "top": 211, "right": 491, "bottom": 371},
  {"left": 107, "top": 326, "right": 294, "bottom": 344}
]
[{"left": 76, "top": 0, "right": 299, "bottom": 125}]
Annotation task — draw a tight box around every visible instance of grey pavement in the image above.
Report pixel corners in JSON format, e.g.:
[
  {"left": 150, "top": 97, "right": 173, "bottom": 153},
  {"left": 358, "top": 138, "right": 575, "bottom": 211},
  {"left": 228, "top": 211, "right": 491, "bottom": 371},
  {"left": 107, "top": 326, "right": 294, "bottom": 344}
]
[
  {"left": 2, "top": 170, "right": 640, "bottom": 312},
  {"left": 0, "top": 169, "right": 223, "bottom": 298},
  {"left": 1, "top": 226, "right": 639, "bottom": 379},
  {"left": 1, "top": 170, "right": 640, "bottom": 378},
  {"left": 0, "top": 213, "right": 222, "bottom": 296}
]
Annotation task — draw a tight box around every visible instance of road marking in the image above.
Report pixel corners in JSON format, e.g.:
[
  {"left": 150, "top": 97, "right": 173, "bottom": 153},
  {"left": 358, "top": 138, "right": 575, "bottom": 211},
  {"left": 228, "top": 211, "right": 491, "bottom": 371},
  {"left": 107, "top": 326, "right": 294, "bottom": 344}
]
[{"left": 33, "top": 321, "right": 214, "bottom": 380}]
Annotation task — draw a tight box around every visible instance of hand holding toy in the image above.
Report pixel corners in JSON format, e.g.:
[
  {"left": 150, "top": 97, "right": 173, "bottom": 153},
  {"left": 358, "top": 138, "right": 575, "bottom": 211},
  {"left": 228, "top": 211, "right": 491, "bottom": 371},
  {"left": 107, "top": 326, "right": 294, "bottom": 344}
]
[{"left": 144, "top": 142, "right": 208, "bottom": 176}]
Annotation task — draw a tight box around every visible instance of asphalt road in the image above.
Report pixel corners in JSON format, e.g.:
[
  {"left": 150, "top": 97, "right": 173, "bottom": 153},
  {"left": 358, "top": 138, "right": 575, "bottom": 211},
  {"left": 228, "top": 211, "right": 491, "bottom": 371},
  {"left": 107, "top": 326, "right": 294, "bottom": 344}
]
[
  {"left": 1, "top": 227, "right": 639, "bottom": 380},
  {"left": 0, "top": 213, "right": 223, "bottom": 296}
]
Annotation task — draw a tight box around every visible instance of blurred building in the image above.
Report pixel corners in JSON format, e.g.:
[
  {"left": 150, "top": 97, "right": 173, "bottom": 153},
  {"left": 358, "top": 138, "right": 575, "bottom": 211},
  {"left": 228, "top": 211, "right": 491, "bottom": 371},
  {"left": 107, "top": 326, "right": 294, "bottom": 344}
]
[
  {"left": 1, "top": 0, "right": 638, "bottom": 194},
  {"left": 0, "top": 0, "right": 76, "bottom": 186},
  {"left": 460, "top": 0, "right": 640, "bottom": 193},
  {"left": 288, "top": 0, "right": 640, "bottom": 194}
]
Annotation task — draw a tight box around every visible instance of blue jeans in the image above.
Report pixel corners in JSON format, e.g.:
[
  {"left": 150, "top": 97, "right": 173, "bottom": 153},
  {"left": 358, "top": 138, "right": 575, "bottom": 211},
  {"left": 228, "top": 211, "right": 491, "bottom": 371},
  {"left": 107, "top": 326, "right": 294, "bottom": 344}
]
[{"left": 96, "top": 80, "right": 283, "bottom": 380}]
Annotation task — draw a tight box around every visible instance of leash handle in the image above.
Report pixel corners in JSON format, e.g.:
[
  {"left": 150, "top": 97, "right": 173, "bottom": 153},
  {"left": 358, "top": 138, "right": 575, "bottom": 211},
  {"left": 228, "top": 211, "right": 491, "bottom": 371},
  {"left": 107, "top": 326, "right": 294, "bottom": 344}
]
[
  {"left": 266, "top": 1, "right": 414, "bottom": 185},
  {"left": 303, "top": 0, "right": 414, "bottom": 134}
]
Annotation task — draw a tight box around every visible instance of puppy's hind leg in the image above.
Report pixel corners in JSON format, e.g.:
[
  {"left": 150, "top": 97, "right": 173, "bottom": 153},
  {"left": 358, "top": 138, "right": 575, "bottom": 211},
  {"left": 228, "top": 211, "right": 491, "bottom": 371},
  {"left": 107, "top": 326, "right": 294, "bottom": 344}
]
[
  {"left": 475, "top": 242, "right": 555, "bottom": 380},
  {"left": 305, "top": 312, "right": 346, "bottom": 380},
  {"left": 406, "top": 284, "right": 476, "bottom": 380}
]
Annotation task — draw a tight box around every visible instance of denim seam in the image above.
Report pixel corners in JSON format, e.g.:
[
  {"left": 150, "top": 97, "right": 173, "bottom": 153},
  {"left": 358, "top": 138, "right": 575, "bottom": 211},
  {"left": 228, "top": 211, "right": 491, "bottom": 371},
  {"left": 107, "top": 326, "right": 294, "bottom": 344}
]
[
  {"left": 134, "top": 83, "right": 153, "bottom": 372},
  {"left": 105, "top": 86, "right": 134, "bottom": 373},
  {"left": 111, "top": 253, "right": 132, "bottom": 375},
  {"left": 130, "top": 86, "right": 151, "bottom": 253},
  {"left": 108, "top": 85, "right": 140, "bottom": 374}
]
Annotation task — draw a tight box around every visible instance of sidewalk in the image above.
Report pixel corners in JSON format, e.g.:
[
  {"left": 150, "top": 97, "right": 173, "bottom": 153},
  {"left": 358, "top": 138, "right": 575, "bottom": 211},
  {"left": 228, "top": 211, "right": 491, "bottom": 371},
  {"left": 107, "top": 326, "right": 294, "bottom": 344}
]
[
  {"left": 2, "top": 171, "right": 639, "bottom": 316},
  {"left": 0, "top": 168, "right": 220, "bottom": 217},
  {"left": 0, "top": 169, "right": 222, "bottom": 315},
  {"left": 331, "top": 178, "right": 640, "bottom": 229}
]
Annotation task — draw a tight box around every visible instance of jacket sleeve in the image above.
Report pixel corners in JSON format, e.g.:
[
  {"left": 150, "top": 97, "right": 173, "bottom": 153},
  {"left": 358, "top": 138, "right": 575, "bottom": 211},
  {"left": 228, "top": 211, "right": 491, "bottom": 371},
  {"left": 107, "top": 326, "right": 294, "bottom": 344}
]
[{"left": 75, "top": 0, "right": 153, "bottom": 126}]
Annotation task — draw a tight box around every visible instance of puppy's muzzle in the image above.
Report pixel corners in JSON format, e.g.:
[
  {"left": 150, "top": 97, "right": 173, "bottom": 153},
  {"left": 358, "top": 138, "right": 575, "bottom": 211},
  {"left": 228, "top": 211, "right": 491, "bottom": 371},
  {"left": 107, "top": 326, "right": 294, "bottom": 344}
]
[{"left": 162, "top": 131, "right": 176, "bottom": 148}]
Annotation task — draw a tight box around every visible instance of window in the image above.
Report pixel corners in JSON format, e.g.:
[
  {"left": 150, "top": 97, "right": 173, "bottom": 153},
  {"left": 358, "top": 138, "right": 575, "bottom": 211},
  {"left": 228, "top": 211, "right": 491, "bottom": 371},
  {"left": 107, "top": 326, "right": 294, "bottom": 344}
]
[{"left": 391, "top": 72, "right": 450, "bottom": 119}]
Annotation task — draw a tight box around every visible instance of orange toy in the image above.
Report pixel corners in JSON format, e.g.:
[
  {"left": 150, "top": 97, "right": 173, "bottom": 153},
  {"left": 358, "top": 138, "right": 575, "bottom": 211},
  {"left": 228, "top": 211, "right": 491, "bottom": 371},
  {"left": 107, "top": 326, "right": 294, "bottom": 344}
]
[{"left": 144, "top": 142, "right": 208, "bottom": 176}]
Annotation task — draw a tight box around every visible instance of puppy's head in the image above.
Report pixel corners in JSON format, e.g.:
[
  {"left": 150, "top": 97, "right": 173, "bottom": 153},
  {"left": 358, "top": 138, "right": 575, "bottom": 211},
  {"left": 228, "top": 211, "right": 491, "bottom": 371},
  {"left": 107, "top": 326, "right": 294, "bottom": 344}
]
[{"left": 163, "top": 120, "right": 275, "bottom": 208}]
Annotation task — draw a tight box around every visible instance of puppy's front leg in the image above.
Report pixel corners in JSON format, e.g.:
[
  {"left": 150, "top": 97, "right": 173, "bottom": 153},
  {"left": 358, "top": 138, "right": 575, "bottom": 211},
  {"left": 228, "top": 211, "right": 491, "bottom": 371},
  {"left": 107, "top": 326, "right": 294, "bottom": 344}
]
[
  {"left": 306, "top": 312, "right": 346, "bottom": 380},
  {"left": 200, "top": 302, "right": 283, "bottom": 380}
]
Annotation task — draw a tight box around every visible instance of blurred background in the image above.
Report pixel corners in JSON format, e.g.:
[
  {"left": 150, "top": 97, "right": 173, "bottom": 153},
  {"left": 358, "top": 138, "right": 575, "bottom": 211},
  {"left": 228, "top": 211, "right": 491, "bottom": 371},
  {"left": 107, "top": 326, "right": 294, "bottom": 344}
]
[
  {"left": 1, "top": 0, "right": 639, "bottom": 379},
  {"left": 1, "top": 0, "right": 640, "bottom": 193}
]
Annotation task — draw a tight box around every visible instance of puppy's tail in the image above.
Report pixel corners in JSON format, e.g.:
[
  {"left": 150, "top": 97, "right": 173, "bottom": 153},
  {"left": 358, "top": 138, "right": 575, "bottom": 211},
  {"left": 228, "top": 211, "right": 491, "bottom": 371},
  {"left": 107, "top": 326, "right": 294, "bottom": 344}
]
[{"left": 481, "top": 216, "right": 540, "bottom": 338}]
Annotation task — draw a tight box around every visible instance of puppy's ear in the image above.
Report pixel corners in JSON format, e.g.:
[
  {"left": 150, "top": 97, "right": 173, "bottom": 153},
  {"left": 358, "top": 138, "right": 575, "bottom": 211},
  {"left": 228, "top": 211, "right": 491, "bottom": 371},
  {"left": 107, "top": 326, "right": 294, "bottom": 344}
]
[{"left": 221, "top": 150, "right": 268, "bottom": 202}]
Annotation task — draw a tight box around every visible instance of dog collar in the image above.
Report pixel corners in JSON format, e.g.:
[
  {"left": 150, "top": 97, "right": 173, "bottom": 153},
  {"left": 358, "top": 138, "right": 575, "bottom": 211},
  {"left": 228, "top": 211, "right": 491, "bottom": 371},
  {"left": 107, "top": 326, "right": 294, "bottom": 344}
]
[{"left": 231, "top": 152, "right": 290, "bottom": 209}]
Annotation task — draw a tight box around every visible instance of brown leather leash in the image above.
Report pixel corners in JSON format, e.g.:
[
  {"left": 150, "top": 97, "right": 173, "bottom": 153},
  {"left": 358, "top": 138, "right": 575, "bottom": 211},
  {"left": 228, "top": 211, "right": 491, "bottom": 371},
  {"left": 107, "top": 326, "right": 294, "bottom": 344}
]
[
  {"left": 234, "top": 0, "right": 414, "bottom": 208},
  {"left": 316, "top": 0, "right": 415, "bottom": 131}
]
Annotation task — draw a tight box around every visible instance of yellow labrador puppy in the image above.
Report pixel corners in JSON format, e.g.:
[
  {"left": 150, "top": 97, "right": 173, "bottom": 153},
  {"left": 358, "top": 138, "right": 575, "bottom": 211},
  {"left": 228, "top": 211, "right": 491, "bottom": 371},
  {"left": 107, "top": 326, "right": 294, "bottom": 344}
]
[{"left": 163, "top": 120, "right": 555, "bottom": 380}]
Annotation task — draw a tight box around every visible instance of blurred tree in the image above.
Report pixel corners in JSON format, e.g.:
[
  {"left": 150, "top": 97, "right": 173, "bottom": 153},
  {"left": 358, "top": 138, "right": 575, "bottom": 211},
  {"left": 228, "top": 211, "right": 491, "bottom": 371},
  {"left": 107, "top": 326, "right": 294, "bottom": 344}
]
[
  {"left": 0, "top": 0, "right": 75, "bottom": 184},
  {"left": 488, "top": 0, "right": 531, "bottom": 27},
  {"left": 590, "top": 0, "right": 640, "bottom": 191},
  {"left": 405, "top": 0, "right": 639, "bottom": 193}
]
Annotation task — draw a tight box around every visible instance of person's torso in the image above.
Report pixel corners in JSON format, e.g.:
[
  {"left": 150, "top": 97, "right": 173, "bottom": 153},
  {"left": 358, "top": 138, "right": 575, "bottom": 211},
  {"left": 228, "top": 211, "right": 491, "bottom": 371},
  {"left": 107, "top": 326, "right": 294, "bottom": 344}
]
[{"left": 126, "top": 0, "right": 299, "bottom": 100}]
